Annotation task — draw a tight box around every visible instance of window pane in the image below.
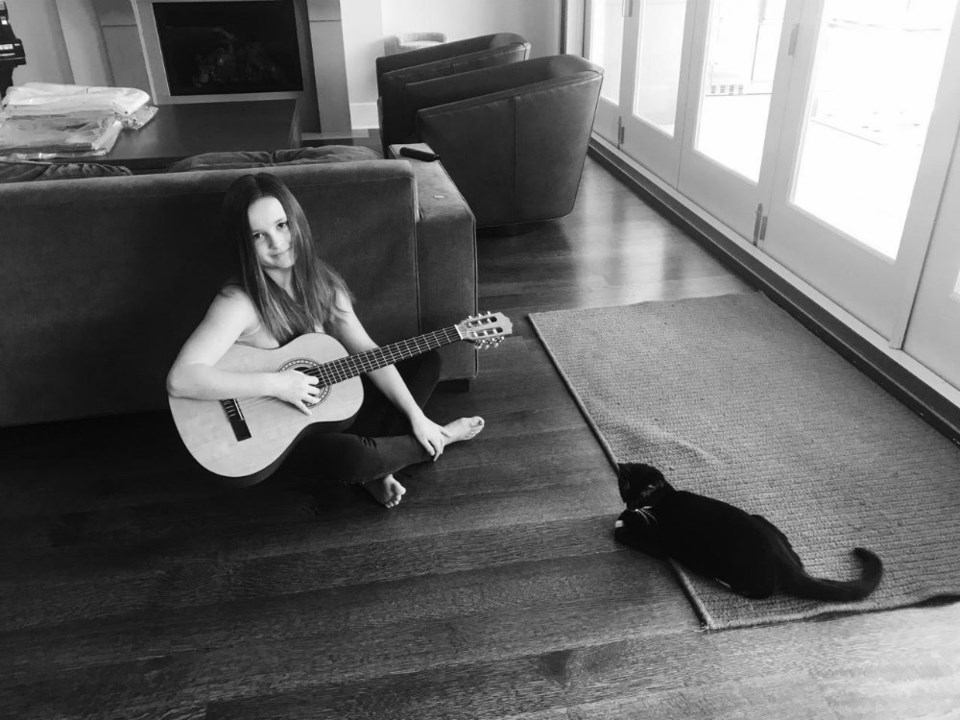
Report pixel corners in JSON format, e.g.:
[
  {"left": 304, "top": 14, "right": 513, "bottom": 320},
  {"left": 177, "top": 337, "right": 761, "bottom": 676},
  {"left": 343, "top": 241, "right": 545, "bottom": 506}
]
[
  {"left": 693, "top": 0, "right": 786, "bottom": 180},
  {"left": 792, "top": 0, "right": 958, "bottom": 259},
  {"left": 590, "top": 0, "right": 625, "bottom": 104},
  {"left": 633, "top": 0, "right": 688, "bottom": 136}
]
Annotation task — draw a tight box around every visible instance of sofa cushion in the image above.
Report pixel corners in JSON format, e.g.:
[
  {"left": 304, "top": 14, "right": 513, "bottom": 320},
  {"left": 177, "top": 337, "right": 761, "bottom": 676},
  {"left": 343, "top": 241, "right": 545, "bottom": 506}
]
[
  {"left": 0, "top": 158, "right": 132, "bottom": 183},
  {"left": 166, "top": 150, "right": 274, "bottom": 172},
  {"left": 166, "top": 145, "right": 382, "bottom": 173},
  {"left": 272, "top": 146, "right": 382, "bottom": 163}
]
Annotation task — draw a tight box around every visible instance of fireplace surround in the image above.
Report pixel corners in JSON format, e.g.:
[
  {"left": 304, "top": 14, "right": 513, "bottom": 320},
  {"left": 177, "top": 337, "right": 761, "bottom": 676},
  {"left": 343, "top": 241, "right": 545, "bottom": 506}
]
[
  {"left": 152, "top": 1, "right": 304, "bottom": 97},
  {"left": 132, "top": 0, "right": 313, "bottom": 106}
]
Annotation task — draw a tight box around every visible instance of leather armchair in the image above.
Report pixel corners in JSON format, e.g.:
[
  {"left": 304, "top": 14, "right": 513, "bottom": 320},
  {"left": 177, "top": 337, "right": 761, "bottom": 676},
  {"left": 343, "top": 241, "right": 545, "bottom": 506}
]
[
  {"left": 393, "top": 55, "right": 603, "bottom": 228},
  {"left": 376, "top": 32, "right": 530, "bottom": 153}
]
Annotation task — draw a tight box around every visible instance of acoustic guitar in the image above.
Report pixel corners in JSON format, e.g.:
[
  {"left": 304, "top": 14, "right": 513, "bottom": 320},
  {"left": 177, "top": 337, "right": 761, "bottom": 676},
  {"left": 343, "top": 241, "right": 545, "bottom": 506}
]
[{"left": 169, "top": 312, "right": 512, "bottom": 481}]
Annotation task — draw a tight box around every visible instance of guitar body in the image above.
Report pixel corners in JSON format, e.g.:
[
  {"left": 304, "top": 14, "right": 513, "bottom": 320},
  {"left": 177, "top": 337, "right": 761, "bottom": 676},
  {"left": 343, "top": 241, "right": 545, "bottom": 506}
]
[
  {"left": 169, "top": 312, "right": 513, "bottom": 481},
  {"left": 169, "top": 334, "right": 363, "bottom": 481}
]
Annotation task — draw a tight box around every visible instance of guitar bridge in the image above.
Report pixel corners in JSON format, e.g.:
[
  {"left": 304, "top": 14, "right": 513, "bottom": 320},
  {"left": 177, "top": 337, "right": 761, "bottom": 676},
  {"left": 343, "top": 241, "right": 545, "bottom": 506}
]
[{"left": 220, "top": 399, "right": 252, "bottom": 441}]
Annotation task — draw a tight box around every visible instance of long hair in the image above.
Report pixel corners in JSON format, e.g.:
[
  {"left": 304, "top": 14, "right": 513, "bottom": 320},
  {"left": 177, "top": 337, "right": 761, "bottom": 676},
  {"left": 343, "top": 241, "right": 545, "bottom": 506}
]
[{"left": 222, "top": 172, "right": 352, "bottom": 344}]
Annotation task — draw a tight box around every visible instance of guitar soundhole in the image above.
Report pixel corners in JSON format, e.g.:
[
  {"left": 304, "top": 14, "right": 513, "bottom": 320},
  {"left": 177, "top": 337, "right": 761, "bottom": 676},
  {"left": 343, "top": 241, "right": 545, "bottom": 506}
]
[{"left": 280, "top": 358, "right": 330, "bottom": 408}]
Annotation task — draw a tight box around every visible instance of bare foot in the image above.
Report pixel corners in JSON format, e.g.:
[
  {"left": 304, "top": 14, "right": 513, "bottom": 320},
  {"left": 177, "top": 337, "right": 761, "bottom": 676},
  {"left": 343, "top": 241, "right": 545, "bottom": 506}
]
[
  {"left": 363, "top": 474, "right": 406, "bottom": 509},
  {"left": 443, "top": 416, "right": 485, "bottom": 444}
]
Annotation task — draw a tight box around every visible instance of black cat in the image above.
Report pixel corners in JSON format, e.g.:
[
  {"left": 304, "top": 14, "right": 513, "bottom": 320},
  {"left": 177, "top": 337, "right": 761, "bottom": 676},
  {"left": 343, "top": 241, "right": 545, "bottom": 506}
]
[{"left": 613, "top": 462, "right": 883, "bottom": 601}]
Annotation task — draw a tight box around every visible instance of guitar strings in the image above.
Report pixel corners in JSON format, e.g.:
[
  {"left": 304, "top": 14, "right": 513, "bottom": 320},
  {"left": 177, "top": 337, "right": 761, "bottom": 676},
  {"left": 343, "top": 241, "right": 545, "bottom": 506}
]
[{"left": 237, "top": 327, "right": 462, "bottom": 409}]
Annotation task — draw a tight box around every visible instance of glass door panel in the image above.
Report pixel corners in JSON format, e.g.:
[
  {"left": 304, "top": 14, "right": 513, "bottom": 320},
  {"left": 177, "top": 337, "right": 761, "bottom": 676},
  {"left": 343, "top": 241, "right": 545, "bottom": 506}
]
[
  {"left": 903, "top": 146, "right": 960, "bottom": 391},
  {"left": 619, "top": 0, "right": 695, "bottom": 184},
  {"left": 631, "top": 0, "right": 688, "bottom": 136},
  {"left": 789, "top": 0, "right": 957, "bottom": 259},
  {"left": 587, "top": 0, "right": 627, "bottom": 145},
  {"left": 589, "top": 0, "right": 626, "bottom": 104},
  {"left": 694, "top": 0, "right": 787, "bottom": 181},
  {"left": 763, "top": 0, "right": 960, "bottom": 339},
  {"left": 676, "top": 0, "right": 796, "bottom": 240}
]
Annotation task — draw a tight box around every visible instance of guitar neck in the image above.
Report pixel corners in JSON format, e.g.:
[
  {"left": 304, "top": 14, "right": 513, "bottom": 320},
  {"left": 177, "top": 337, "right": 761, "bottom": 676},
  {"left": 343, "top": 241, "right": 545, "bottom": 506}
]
[{"left": 309, "top": 325, "right": 461, "bottom": 385}]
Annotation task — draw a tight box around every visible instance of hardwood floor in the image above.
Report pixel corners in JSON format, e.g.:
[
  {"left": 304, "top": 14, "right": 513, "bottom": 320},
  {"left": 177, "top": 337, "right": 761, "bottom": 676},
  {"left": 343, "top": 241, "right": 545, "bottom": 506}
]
[{"left": 3, "top": 158, "right": 959, "bottom": 719}]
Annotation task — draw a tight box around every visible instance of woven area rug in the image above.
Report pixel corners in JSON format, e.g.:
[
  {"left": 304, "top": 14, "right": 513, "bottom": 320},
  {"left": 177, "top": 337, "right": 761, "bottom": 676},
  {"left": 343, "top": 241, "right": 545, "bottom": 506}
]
[{"left": 530, "top": 292, "right": 960, "bottom": 630}]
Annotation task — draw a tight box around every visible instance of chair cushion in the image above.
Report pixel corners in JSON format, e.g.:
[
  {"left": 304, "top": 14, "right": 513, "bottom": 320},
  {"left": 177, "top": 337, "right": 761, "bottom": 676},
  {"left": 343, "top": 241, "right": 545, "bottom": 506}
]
[
  {"left": 166, "top": 145, "right": 382, "bottom": 173},
  {"left": 0, "top": 158, "right": 132, "bottom": 183}
]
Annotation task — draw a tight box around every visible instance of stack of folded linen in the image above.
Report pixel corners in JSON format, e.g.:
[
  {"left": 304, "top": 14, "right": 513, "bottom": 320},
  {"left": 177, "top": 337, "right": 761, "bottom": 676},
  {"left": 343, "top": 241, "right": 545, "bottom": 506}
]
[{"left": 0, "top": 82, "right": 155, "bottom": 158}]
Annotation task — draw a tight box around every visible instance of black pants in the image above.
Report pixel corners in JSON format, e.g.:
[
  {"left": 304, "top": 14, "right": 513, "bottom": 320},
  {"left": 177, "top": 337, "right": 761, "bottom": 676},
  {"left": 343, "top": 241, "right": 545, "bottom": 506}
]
[{"left": 279, "top": 350, "right": 440, "bottom": 486}]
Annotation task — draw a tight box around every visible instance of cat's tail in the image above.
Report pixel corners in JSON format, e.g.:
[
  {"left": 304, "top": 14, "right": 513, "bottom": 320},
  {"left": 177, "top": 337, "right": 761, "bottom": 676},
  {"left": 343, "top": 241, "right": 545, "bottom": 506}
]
[{"left": 786, "top": 547, "right": 883, "bottom": 602}]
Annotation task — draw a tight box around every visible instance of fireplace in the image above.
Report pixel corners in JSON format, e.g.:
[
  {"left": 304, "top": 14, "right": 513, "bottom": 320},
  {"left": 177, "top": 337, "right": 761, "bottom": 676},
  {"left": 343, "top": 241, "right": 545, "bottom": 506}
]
[
  {"left": 153, "top": 1, "right": 303, "bottom": 96},
  {"left": 133, "top": 0, "right": 315, "bottom": 110}
]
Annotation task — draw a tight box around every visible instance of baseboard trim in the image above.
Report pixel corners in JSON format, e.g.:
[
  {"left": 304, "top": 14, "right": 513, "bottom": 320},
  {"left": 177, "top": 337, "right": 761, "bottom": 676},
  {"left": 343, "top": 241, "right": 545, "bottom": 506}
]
[{"left": 588, "top": 135, "right": 960, "bottom": 446}]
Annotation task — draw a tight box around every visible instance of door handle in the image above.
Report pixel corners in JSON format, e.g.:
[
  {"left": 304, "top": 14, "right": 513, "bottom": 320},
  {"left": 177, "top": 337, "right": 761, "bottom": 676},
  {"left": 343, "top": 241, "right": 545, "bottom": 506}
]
[{"left": 622, "top": 0, "right": 634, "bottom": 18}]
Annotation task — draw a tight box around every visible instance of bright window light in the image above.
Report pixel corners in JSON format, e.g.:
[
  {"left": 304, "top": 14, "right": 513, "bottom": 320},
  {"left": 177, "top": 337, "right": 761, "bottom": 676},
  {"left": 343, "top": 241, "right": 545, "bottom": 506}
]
[{"left": 791, "top": 0, "right": 958, "bottom": 259}]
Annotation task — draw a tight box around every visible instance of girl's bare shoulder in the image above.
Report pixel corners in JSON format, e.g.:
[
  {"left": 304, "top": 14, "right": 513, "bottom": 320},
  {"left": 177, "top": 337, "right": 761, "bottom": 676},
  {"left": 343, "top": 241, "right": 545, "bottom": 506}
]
[
  {"left": 217, "top": 282, "right": 254, "bottom": 306},
  {"left": 210, "top": 283, "right": 259, "bottom": 326}
]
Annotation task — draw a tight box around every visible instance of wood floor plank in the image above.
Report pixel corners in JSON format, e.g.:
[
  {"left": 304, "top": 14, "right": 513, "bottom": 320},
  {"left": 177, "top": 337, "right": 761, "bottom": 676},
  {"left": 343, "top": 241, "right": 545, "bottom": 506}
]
[
  {"left": 1, "top": 438, "right": 613, "bottom": 557},
  {"left": 500, "top": 675, "right": 840, "bottom": 720},
  {"left": 6, "top": 551, "right": 694, "bottom": 678},
  {"left": 0, "top": 492, "right": 625, "bottom": 630},
  {"left": 7, "top": 583, "right": 703, "bottom": 719},
  {"left": 199, "top": 604, "right": 960, "bottom": 720}
]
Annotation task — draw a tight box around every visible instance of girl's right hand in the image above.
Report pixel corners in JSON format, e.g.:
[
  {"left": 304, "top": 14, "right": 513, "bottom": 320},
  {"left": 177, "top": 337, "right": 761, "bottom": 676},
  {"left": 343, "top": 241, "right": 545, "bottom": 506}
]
[{"left": 272, "top": 370, "right": 321, "bottom": 415}]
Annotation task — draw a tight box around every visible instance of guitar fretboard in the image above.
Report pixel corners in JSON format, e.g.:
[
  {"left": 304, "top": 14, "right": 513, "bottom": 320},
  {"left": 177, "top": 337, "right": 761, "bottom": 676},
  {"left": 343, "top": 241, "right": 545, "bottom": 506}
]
[{"left": 305, "top": 326, "right": 461, "bottom": 386}]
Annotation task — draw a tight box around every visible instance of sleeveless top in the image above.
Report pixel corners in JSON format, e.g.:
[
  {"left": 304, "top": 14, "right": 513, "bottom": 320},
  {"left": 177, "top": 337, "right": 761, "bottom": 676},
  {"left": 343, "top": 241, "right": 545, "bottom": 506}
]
[
  {"left": 237, "top": 322, "right": 282, "bottom": 349},
  {"left": 228, "top": 283, "right": 327, "bottom": 349}
]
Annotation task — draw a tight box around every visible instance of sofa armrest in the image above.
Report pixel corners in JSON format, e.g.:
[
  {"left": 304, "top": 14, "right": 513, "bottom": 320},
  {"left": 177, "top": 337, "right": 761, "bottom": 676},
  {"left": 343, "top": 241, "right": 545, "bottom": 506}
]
[{"left": 390, "top": 143, "right": 478, "bottom": 382}]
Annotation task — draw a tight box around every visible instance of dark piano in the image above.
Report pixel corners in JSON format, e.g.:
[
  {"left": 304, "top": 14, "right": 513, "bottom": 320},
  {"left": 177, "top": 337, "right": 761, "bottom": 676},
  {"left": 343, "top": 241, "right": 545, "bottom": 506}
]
[{"left": 0, "top": 1, "right": 26, "bottom": 98}]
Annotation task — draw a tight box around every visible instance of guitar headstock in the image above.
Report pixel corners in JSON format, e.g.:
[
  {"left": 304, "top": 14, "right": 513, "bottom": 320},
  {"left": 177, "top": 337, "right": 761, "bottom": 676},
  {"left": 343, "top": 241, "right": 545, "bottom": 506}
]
[{"left": 456, "top": 311, "right": 513, "bottom": 349}]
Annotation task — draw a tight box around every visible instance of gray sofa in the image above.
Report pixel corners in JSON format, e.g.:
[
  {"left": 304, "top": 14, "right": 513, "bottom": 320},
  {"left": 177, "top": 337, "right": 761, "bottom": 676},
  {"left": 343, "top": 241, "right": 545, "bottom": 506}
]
[{"left": 0, "top": 148, "right": 477, "bottom": 427}]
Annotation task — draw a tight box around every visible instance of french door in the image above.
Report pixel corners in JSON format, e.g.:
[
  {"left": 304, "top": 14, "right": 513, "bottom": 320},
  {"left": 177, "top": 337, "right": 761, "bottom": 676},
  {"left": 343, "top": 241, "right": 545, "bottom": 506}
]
[
  {"left": 617, "top": 0, "right": 696, "bottom": 184},
  {"left": 586, "top": 0, "right": 626, "bottom": 145},
  {"left": 762, "top": 0, "right": 960, "bottom": 339},
  {"left": 587, "top": 0, "right": 960, "bottom": 391},
  {"left": 675, "top": 0, "right": 797, "bottom": 240},
  {"left": 903, "top": 144, "right": 960, "bottom": 390},
  {"left": 587, "top": 0, "right": 696, "bottom": 183}
]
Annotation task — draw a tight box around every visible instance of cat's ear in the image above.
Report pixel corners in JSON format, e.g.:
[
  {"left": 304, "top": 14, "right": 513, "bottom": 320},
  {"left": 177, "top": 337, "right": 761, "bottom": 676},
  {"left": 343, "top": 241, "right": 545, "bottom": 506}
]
[
  {"left": 639, "top": 464, "right": 666, "bottom": 482},
  {"left": 616, "top": 465, "right": 632, "bottom": 503}
]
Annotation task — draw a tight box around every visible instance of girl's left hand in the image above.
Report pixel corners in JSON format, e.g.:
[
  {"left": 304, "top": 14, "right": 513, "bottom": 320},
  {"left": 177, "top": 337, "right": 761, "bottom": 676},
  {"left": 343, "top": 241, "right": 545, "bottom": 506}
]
[{"left": 409, "top": 412, "right": 451, "bottom": 460}]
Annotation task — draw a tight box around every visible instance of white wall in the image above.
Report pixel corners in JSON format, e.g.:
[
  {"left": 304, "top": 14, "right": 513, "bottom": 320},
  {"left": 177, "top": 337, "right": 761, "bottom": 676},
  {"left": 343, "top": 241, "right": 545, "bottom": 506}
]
[
  {"left": 565, "top": 0, "right": 585, "bottom": 55},
  {"left": 55, "top": 0, "right": 114, "bottom": 86},
  {"left": 3, "top": 0, "right": 73, "bottom": 86},
  {"left": 93, "top": 0, "right": 152, "bottom": 93},
  {"left": 381, "top": 0, "right": 563, "bottom": 58},
  {"left": 340, "top": 0, "right": 385, "bottom": 128}
]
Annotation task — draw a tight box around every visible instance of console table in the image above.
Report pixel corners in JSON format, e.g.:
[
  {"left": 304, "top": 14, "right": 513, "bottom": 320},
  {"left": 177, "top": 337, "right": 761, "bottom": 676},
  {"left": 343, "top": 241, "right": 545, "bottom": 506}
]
[{"left": 95, "top": 99, "right": 301, "bottom": 173}]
